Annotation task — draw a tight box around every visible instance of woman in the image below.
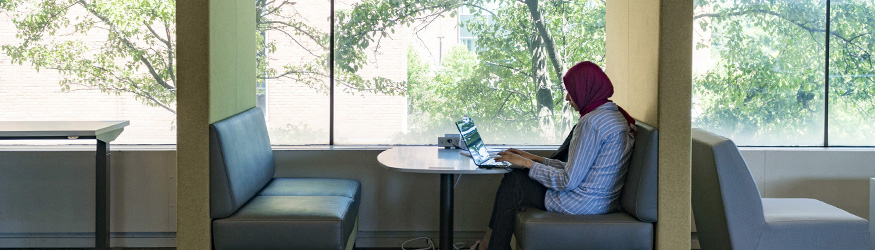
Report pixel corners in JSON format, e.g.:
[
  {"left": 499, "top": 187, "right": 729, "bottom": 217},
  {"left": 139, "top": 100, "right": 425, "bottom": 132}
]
[{"left": 471, "top": 61, "right": 636, "bottom": 250}]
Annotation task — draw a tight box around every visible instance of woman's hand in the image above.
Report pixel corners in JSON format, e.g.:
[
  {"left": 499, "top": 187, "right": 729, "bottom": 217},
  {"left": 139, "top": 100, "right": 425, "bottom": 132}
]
[
  {"left": 495, "top": 151, "right": 534, "bottom": 168},
  {"left": 503, "top": 148, "right": 544, "bottom": 163}
]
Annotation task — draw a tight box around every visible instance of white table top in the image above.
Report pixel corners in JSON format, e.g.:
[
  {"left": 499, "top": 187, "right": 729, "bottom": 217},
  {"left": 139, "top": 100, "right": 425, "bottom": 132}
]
[
  {"left": 0, "top": 121, "right": 130, "bottom": 140},
  {"left": 378, "top": 146, "right": 512, "bottom": 174}
]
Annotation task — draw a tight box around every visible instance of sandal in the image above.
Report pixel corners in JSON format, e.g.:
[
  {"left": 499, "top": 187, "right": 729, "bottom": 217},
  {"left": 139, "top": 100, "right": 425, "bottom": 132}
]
[{"left": 469, "top": 240, "right": 482, "bottom": 250}]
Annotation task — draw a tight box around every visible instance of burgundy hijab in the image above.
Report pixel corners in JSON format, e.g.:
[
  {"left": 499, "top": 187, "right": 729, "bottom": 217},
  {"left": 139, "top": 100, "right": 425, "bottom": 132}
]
[{"left": 562, "top": 61, "right": 635, "bottom": 131}]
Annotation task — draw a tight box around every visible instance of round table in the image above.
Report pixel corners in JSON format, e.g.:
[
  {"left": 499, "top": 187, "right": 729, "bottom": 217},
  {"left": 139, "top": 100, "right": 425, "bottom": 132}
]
[{"left": 378, "top": 146, "right": 510, "bottom": 250}]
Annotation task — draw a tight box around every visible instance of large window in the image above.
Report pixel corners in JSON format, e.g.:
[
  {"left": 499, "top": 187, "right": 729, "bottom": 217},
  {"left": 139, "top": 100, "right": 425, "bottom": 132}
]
[
  {"left": 256, "top": 0, "right": 331, "bottom": 145},
  {"left": 692, "top": 0, "right": 874, "bottom": 146},
  {"left": 1, "top": 0, "right": 607, "bottom": 146},
  {"left": 0, "top": 1, "right": 177, "bottom": 145},
  {"left": 827, "top": 0, "right": 875, "bottom": 146},
  {"left": 260, "top": 0, "right": 606, "bottom": 145}
]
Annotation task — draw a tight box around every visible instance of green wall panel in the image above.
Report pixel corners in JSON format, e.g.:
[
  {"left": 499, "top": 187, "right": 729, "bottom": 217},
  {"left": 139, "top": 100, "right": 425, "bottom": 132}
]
[{"left": 209, "top": 0, "right": 256, "bottom": 124}]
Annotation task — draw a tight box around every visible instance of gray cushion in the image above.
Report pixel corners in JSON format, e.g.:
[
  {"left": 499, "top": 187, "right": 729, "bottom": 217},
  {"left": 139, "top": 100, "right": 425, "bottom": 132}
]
[
  {"left": 209, "top": 108, "right": 276, "bottom": 219},
  {"left": 620, "top": 121, "right": 658, "bottom": 222},
  {"left": 259, "top": 178, "right": 361, "bottom": 200},
  {"left": 756, "top": 198, "right": 869, "bottom": 250},
  {"left": 515, "top": 208, "right": 653, "bottom": 250},
  {"left": 212, "top": 196, "right": 357, "bottom": 250},
  {"left": 691, "top": 129, "right": 871, "bottom": 250},
  {"left": 258, "top": 178, "right": 362, "bottom": 223}
]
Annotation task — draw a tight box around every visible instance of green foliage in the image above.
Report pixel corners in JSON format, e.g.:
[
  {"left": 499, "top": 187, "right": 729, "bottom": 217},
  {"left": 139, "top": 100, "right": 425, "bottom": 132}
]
[
  {"left": 397, "top": 0, "right": 606, "bottom": 144},
  {"left": 692, "top": 0, "right": 875, "bottom": 145},
  {"left": 1, "top": 0, "right": 177, "bottom": 113},
  {"left": 261, "top": 0, "right": 606, "bottom": 144},
  {"left": 457, "top": 0, "right": 605, "bottom": 138},
  {"left": 268, "top": 122, "right": 327, "bottom": 145},
  {"left": 826, "top": 1, "right": 875, "bottom": 145},
  {"left": 257, "top": 0, "right": 438, "bottom": 96}
]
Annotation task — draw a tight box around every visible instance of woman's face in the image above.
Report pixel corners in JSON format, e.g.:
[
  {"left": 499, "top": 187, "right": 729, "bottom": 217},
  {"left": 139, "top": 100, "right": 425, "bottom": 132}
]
[{"left": 566, "top": 93, "right": 579, "bottom": 111}]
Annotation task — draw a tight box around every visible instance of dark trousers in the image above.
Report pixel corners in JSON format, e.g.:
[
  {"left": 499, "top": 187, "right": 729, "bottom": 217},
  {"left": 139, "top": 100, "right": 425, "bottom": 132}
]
[{"left": 487, "top": 169, "right": 548, "bottom": 250}]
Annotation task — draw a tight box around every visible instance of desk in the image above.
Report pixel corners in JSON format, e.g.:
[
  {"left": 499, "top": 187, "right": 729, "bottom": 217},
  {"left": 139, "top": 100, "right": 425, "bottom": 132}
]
[
  {"left": 0, "top": 121, "right": 129, "bottom": 250},
  {"left": 378, "top": 146, "right": 510, "bottom": 250}
]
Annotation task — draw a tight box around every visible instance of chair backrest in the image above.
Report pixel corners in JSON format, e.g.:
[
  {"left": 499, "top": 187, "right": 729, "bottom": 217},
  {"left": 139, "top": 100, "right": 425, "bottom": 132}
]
[
  {"left": 691, "top": 129, "right": 765, "bottom": 250},
  {"left": 209, "top": 107, "right": 276, "bottom": 219},
  {"left": 619, "top": 121, "right": 658, "bottom": 222}
]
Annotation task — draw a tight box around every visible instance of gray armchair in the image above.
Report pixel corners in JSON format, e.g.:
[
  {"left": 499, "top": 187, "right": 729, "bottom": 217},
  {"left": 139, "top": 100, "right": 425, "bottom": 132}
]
[{"left": 691, "top": 128, "right": 870, "bottom": 250}]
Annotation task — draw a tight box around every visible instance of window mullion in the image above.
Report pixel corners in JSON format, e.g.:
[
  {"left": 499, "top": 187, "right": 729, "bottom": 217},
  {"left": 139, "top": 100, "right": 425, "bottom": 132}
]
[
  {"left": 824, "top": 0, "right": 831, "bottom": 147},
  {"left": 329, "top": 0, "right": 336, "bottom": 146}
]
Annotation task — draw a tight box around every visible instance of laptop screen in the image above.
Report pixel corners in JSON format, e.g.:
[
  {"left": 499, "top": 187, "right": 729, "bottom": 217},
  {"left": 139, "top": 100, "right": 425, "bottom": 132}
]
[{"left": 455, "top": 118, "right": 492, "bottom": 164}]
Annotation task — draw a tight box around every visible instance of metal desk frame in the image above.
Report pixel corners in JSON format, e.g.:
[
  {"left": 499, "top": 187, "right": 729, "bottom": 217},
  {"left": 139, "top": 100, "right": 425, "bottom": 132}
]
[{"left": 0, "top": 121, "right": 130, "bottom": 250}]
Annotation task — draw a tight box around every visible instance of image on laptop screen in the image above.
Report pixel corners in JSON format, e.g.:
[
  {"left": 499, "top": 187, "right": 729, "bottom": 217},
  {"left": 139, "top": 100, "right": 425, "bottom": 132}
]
[{"left": 455, "top": 118, "right": 494, "bottom": 165}]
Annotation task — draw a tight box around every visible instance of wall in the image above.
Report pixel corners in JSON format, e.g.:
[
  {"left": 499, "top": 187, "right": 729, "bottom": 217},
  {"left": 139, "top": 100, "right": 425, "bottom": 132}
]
[
  {"left": 208, "top": 1, "right": 257, "bottom": 124},
  {"left": 0, "top": 149, "right": 177, "bottom": 248},
  {"left": 740, "top": 148, "right": 875, "bottom": 218},
  {"left": 177, "top": 0, "right": 257, "bottom": 249},
  {"left": 656, "top": 1, "right": 694, "bottom": 249},
  {"left": 606, "top": 0, "right": 693, "bottom": 249},
  {"left": 2, "top": 148, "right": 871, "bottom": 248},
  {"left": 606, "top": 0, "right": 660, "bottom": 125},
  {"left": 0, "top": 148, "right": 518, "bottom": 248},
  {"left": 176, "top": 0, "right": 210, "bottom": 248}
]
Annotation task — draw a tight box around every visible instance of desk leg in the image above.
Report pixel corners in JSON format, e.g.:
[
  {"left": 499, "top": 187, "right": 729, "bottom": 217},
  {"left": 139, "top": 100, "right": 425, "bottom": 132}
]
[
  {"left": 440, "top": 174, "right": 453, "bottom": 250},
  {"left": 96, "top": 140, "right": 110, "bottom": 250}
]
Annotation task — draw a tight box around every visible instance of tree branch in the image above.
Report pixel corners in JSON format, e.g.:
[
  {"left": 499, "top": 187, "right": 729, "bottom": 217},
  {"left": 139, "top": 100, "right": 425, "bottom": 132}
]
[
  {"left": 59, "top": 65, "right": 177, "bottom": 114},
  {"left": 484, "top": 61, "right": 534, "bottom": 78},
  {"left": 77, "top": 0, "right": 175, "bottom": 90},
  {"left": 461, "top": 3, "right": 498, "bottom": 16},
  {"left": 525, "top": 0, "right": 565, "bottom": 84},
  {"left": 268, "top": 26, "right": 321, "bottom": 57},
  {"left": 696, "top": 8, "right": 871, "bottom": 63},
  {"left": 165, "top": 20, "right": 176, "bottom": 85},
  {"left": 259, "top": 69, "right": 323, "bottom": 80},
  {"left": 144, "top": 21, "right": 170, "bottom": 48},
  {"left": 493, "top": 93, "right": 513, "bottom": 119},
  {"left": 263, "top": 20, "right": 327, "bottom": 50}
]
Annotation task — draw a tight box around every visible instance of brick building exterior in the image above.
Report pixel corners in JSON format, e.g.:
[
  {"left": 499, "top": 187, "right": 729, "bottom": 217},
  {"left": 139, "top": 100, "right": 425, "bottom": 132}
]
[{"left": 0, "top": 2, "right": 462, "bottom": 145}]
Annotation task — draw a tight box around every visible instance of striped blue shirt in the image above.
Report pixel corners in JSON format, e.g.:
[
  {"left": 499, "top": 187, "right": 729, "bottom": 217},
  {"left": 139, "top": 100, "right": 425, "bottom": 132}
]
[{"left": 529, "top": 102, "right": 635, "bottom": 215}]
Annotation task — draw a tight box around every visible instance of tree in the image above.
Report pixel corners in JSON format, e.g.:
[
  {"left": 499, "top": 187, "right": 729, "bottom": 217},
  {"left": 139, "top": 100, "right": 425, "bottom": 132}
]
[
  {"left": 453, "top": 0, "right": 606, "bottom": 142},
  {"left": 1, "top": 0, "right": 176, "bottom": 113},
  {"left": 256, "top": 0, "right": 413, "bottom": 96},
  {"left": 3, "top": 0, "right": 610, "bottom": 144},
  {"left": 253, "top": 0, "right": 607, "bottom": 143},
  {"left": 692, "top": 0, "right": 874, "bottom": 145}
]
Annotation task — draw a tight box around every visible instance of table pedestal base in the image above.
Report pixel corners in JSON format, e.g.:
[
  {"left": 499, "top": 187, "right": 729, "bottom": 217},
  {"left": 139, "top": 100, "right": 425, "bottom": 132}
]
[
  {"left": 96, "top": 140, "right": 110, "bottom": 250},
  {"left": 440, "top": 173, "right": 453, "bottom": 250}
]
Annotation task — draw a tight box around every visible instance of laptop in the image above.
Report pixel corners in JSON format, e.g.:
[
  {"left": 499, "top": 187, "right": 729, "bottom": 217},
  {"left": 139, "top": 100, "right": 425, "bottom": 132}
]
[{"left": 454, "top": 117, "right": 515, "bottom": 168}]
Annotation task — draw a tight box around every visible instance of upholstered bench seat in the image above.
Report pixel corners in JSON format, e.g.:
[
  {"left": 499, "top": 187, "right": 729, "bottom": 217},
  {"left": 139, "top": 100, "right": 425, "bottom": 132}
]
[
  {"left": 515, "top": 210, "right": 653, "bottom": 250},
  {"left": 691, "top": 129, "right": 870, "bottom": 250},
  {"left": 755, "top": 198, "right": 869, "bottom": 250},
  {"left": 513, "top": 121, "right": 658, "bottom": 250},
  {"left": 213, "top": 196, "right": 358, "bottom": 250},
  {"left": 259, "top": 178, "right": 361, "bottom": 200},
  {"left": 209, "top": 108, "right": 361, "bottom": 250}
]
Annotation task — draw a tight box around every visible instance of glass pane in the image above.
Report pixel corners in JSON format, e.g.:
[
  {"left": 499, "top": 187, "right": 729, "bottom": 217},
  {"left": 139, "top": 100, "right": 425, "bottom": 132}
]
[
  {"left": 827, "top": 0, "right": 875, "bottom": 146},
  {"left": 257, "top": 0, "right": 330, "bottom": 145},
  {"left": 0, "top": 1, "right": 176, "bottom": 145},
  {"left": 692, "top": 0, "right": 826, "bottom": 146},
  {"left": 333, "top": 0, "right": 606, "bottom": 145}
]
